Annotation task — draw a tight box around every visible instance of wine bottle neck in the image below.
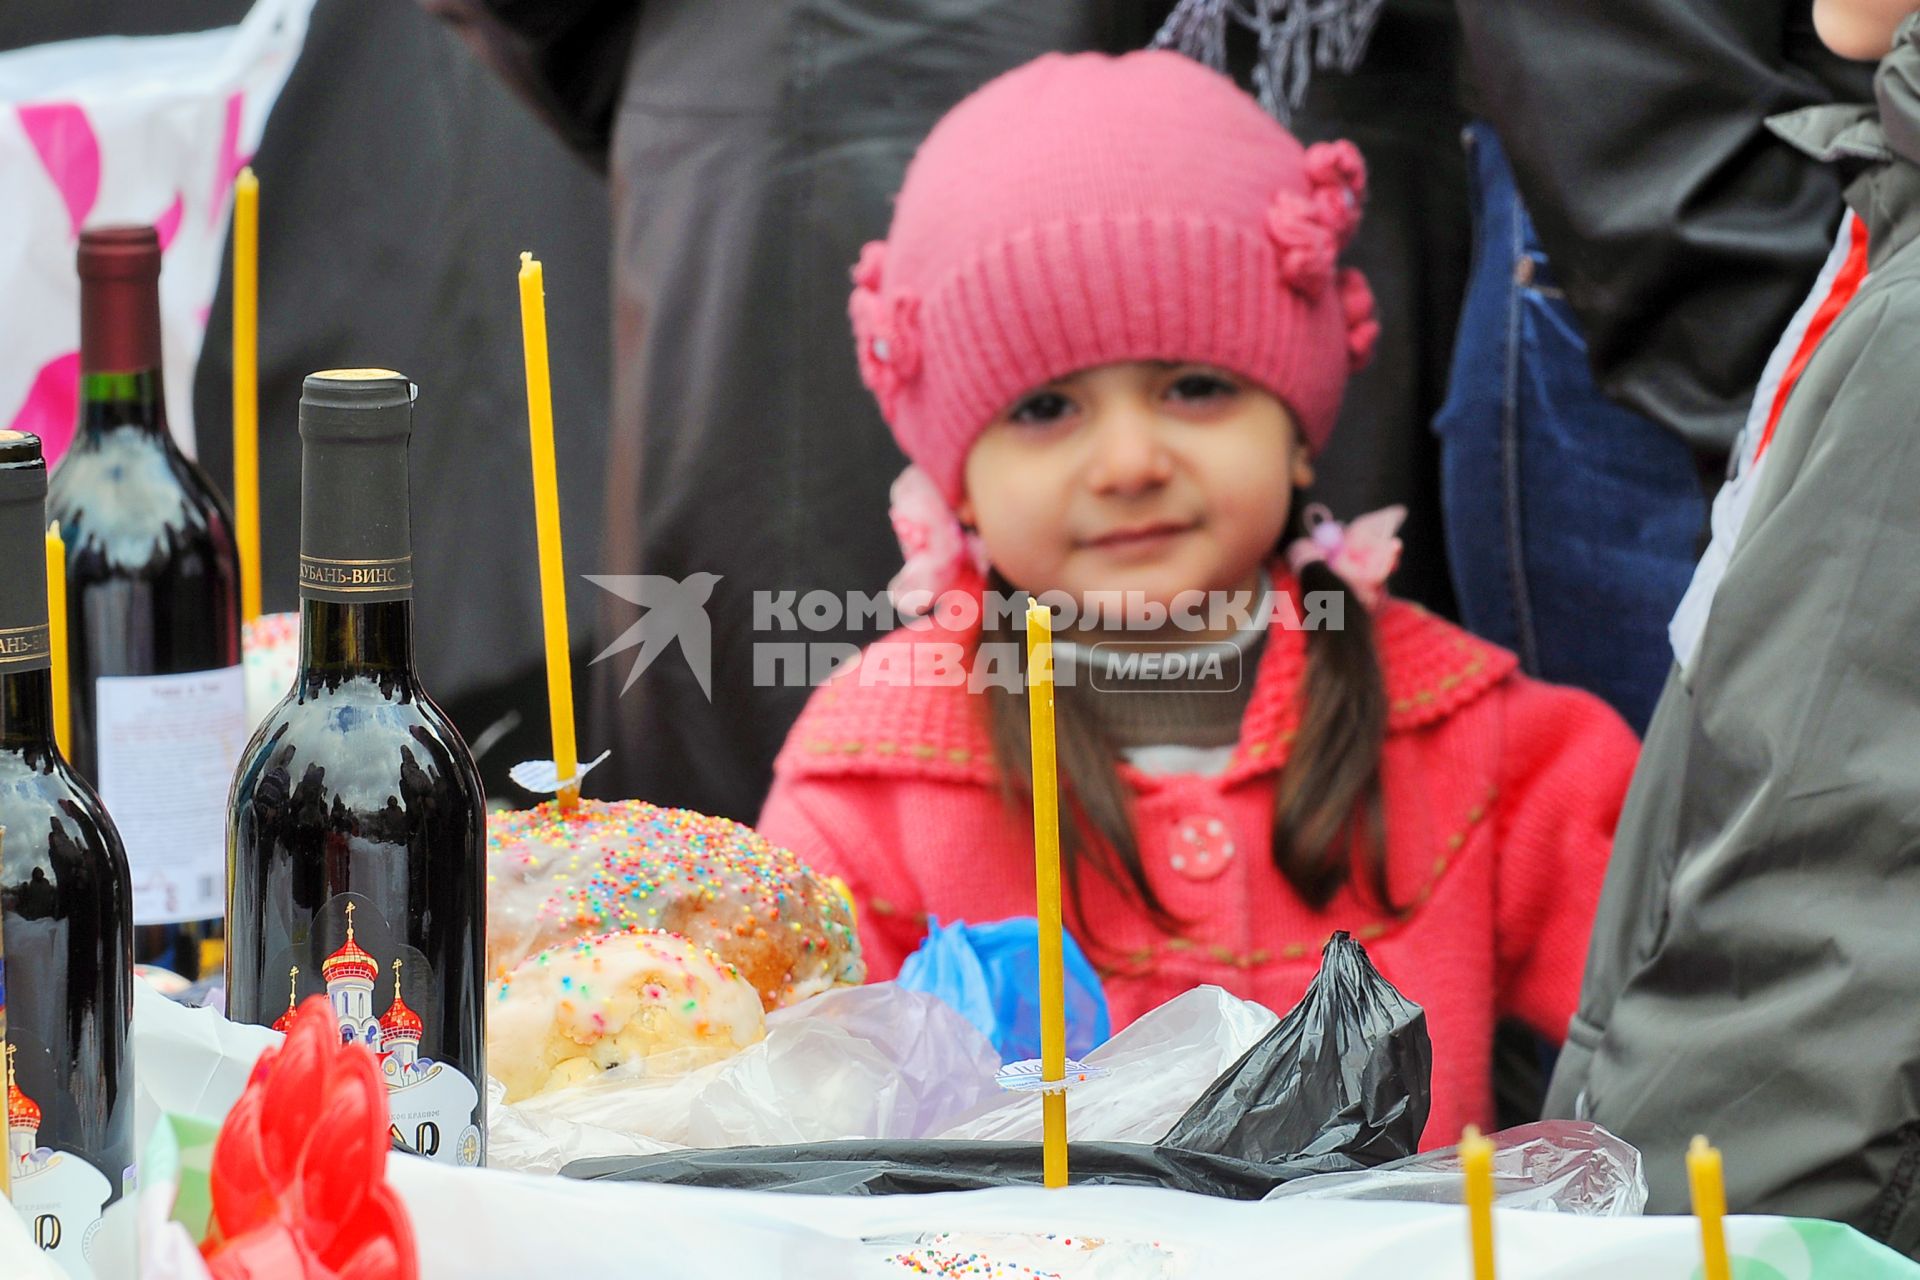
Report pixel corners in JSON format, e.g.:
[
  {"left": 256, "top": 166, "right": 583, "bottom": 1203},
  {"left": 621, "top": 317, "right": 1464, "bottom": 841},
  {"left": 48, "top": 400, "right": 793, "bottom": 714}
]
[
  {"left": 0, "top": 458, "right": 52, "bottom": 738},
  {"left": 79, "top": 238, "right": 164, "bottom": 377},
  {"left": 298, "top": 598, "right": 417, "bottom": 679},
  {"left": 78, "top": 368, "right": 169, "bottom": 440},
  {"left": 295, "top": 369, "right": 418, "bottom": 682},
  {"left": 0, "top": 669, "right": 56, "bottom": 755}
]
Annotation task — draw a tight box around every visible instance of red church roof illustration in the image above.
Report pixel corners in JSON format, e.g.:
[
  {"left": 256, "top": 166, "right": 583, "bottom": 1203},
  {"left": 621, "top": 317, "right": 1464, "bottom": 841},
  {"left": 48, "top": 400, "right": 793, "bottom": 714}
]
[
  {"left": 322, "top": 903, "right": 379, "bottom": 984},
  {"left": 6, "top": 1043, "right": 39, "bottom": 1130},
  {"left": 379, "top": 958, "right": 423, "bottom": 1043},
  {"left": 272, "top": 966, "right": 300, "bottom": 1034}
]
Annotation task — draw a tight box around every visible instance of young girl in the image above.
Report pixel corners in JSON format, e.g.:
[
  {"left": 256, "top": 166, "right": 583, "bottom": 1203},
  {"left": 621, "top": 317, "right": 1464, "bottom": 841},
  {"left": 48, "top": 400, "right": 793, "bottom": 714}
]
[{"left": 757, "top": 50, "right": 1638, "bottom": 1146}]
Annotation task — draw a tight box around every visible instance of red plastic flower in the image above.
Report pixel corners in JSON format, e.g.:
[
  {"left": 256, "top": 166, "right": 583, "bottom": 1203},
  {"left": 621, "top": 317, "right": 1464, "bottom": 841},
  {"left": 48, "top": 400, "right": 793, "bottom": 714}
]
[{"left": 203, "top": 996, "right": 417, "bottom": 1280}]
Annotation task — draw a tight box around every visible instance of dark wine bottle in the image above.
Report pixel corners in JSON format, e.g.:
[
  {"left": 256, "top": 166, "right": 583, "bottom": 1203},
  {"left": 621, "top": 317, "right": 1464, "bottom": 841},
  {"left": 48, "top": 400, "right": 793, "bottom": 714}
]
[
  {"left": 0, "top": 859, "right": 8, "bottom": 1212},
  {"left": 0, "top": 848, "right": 8, "bottom": 1206},
  {"left": 0, "top": 429, "right": 135, "bottom": 1272},
  {"left": 48, "top": 226, "right": 244, "bottom": 982},
  {"left": 226, "top": 370, "right": 486, "bottom": 1166}
]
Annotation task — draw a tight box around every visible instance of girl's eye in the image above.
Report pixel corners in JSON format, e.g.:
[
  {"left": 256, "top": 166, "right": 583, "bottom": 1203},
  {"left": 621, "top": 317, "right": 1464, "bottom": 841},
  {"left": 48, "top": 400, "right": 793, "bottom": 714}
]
[
  {"left": 1167, "top": 372, "right": 1238, "bottom": 403},
  {"left": 1007, "top": 390, "right": 1075, "bottom": 425}
]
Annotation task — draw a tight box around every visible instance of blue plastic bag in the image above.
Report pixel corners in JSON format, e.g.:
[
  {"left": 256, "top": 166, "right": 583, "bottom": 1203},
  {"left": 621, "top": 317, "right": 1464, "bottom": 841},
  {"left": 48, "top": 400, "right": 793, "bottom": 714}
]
[{"left": 896, "top": 917, "right": 1111, "bottom": 1062}]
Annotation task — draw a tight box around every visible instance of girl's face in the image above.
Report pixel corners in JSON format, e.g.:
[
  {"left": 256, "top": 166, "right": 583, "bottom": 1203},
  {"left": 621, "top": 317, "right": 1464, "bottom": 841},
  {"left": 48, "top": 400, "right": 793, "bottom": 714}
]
[{"left": 958, "top": 361, "right": 1312, "bottom": 624}]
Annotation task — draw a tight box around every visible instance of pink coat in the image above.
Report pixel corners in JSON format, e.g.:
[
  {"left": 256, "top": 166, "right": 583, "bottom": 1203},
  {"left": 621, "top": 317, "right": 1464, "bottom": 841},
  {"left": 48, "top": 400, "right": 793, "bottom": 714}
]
[{"left": 758, "top": 587, "right": 1638, "bottom": 1146}]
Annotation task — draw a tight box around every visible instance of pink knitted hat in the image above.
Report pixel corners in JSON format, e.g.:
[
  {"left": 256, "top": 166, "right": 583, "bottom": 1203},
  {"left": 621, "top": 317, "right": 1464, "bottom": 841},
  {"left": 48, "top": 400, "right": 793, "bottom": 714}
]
[{"left": 850, "top": 49, "right": 1379, "bottom": 507}]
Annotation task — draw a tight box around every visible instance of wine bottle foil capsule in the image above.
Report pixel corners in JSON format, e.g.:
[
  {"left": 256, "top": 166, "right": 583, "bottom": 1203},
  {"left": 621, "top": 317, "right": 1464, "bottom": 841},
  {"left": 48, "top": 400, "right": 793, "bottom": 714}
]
[
  {"left": 297, "top": 369, "right": 417, "bottom": 603},
  {"left": 0, "top": 430, "right": 50, "bottom": 670},
  {"left": 78, "top": 225, "right": 163, "bottom": 375}
]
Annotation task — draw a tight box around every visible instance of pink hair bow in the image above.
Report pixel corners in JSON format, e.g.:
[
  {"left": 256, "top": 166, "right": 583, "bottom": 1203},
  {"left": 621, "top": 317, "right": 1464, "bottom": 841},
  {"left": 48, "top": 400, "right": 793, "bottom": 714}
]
[
  {"left": 887, "top": 465, "right": 987, "bottom": 616},
  {"left": 1286, "top": 502, "right": 1405, "bottom": 609}
]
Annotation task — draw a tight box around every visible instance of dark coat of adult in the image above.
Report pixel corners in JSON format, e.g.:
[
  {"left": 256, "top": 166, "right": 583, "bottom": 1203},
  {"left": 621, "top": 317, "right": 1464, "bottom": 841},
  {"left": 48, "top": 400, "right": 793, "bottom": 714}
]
[{"left": 1456, "top": 0, "right": 1873, "bottom": 453}]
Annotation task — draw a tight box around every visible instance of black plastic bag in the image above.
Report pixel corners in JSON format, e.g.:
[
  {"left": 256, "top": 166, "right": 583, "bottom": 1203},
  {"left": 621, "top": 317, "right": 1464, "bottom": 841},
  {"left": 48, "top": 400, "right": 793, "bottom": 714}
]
[
  {"left": 563, "top": 932, "right": 1431, "bottom": 1198},
  {"left": 1164, "top": 927, "right": 1431, "bottom": 1170}
]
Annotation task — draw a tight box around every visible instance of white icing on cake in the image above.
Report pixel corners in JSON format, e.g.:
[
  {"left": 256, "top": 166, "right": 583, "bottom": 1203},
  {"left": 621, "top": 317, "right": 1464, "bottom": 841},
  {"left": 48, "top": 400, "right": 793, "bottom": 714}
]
[{"left": 487, "top": 926, "right": 767, "bottom": 1102}]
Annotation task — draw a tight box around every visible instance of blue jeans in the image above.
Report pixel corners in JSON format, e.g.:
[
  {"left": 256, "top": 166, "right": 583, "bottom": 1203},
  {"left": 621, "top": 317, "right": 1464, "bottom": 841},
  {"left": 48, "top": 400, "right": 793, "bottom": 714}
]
[{"left": 1434, "top": 123, "right": 1709, "bottom": 736}]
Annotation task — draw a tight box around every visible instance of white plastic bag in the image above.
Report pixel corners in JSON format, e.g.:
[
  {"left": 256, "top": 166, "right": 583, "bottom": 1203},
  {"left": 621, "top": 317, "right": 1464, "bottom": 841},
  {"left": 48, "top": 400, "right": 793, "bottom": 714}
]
[
  {"left": 489, "top": 984, "right": 1004, "bottom": 1174},
  {"left": 126, "top": 980, "right": 279, "bottom": 1149},
  {"left": 933, "top": 985, "right": 1277, "bottom": 1143},
  {"left": 85, "top": 1172, "right": 217, "bottom": 1280},
  {"left": 82, "top": 982, "right": 277, "bottom": 1278},
  {"left": 0, "top": 0, "right": 316, "bottom": 462},
  {"left": 1266, "top": 1120, "right": 1648, "bottom": 1216},
  {"left": 486, "top": 983, "right": 1279, "bottom": 1174}
]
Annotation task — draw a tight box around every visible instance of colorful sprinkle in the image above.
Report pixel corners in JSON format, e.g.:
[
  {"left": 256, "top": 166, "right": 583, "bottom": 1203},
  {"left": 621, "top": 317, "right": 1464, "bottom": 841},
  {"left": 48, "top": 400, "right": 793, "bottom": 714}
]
[{"left": 487, "top": 799, "right": 867, "bottom": 1008}]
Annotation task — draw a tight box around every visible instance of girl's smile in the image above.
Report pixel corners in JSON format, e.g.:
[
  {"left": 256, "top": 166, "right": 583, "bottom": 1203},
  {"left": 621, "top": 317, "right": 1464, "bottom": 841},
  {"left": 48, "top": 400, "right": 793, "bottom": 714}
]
[{"left": 1077, "top": 516, "right": 1202, "bottom": 557}]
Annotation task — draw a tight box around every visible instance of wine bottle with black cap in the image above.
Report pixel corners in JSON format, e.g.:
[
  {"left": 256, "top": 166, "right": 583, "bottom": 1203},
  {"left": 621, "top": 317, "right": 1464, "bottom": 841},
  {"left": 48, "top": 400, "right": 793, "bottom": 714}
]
[
  {"left": 226, "top": 370, "right": 486, "bottom": 1166},
  {"left": 0, "top": 429, "right": 135, "bottom": 1273},
  {"left": 49, "top": 224, "right": 244, "bottom": 982}
]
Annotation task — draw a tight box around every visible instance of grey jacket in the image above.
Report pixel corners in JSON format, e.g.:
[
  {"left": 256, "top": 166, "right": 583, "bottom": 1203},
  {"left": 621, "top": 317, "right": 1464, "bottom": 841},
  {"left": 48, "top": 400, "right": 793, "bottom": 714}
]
[{"left": 1546, "top": 17, "right": 1920, "bottom": 1251}]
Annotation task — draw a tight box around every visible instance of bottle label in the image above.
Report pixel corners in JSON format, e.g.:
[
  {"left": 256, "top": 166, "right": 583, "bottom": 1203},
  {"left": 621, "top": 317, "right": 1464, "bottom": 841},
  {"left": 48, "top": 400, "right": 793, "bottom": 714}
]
[
  {"left": 0, "top": 623, "right": 50, "bottom": 671},
  {"left": 298, "top": 553, "right": 413, "bottom": 601},
  {"left": 0, "top": 621, "right": 49, "bottom": 671},
  {"left": 94, "top": 665, "right": 248, "bottom": 926},
  {"left": 8, "top": 1151, "right": 112, "bottom": 1273},
  {"left": 271, "top": 894, "right": 482, "bottom": 1167},
  {"left": 7, "top": 1040, "right": 113, "bottom": 1275}
]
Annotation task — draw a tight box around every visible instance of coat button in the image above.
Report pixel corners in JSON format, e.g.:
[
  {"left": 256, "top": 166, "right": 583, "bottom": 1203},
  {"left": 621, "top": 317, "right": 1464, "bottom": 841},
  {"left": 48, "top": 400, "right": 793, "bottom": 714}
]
[{"left": 1169, "top": 814, "right": 1237, "bottom": 881}]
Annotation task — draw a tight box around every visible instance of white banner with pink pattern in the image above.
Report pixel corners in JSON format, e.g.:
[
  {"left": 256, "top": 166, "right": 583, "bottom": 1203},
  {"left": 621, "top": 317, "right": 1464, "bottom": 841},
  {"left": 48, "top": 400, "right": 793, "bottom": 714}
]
[{"left": 0, "top": 0, "right": 315, "bottom": 464}]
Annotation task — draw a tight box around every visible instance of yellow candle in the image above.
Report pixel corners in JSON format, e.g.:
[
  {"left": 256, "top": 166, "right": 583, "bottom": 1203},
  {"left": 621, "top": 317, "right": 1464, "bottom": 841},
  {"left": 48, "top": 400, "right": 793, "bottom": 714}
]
[
  {"left": 1025, "top": 598, "right": 1068, "bottom": 1188},
  {"left": 1689, "top": 1135, "right": 1733, "bottom": 1280},
  {"left": 45, "top": 523, "right": 70, "bottom": 758},
  {"left": 517, "top": 253, "right": 580, "bottom": 811},
  {"left": 233, "top": 167, "right": 261, "bottom": 624},
  {"left": 1461, "top": 1125, "right": 1497, "bottom": 1280}
]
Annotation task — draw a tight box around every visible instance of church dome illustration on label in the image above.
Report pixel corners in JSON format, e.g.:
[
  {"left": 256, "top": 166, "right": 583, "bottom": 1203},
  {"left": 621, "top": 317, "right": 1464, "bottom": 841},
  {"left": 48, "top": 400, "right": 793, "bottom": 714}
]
[
  {"left": 322, "top": 904, "right": 385, "bottom": 1048},
  {"left": 306, "top": 897, "right": 481, "bottom": 1162},
  {"left": 271, "top": 966, "right": 301, "bottom": 1034},
  {"left": 378, "top": 958, "right": 427, "bottom": 1083},
  {"left": 7, "top": 1043, "right": 41, "bottom": 1165}
]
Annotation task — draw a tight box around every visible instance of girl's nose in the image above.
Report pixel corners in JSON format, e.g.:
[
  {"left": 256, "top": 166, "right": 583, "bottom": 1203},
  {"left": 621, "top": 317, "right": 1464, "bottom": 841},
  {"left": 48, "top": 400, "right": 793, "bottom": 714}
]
[{"left": 1086, "top": 407, "right": 1173, "bottom": 496}]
